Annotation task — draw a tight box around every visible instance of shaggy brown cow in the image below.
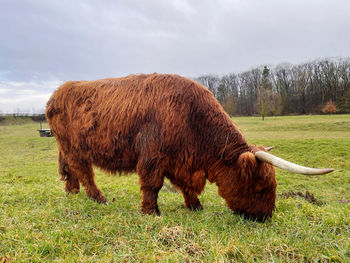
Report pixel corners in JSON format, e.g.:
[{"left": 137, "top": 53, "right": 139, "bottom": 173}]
[{"left": 46, "top": 73, "right": 333, "bottom": 221}]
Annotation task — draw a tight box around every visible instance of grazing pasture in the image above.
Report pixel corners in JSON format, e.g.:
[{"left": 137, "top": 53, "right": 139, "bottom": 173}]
[{"left": 0, "top": 115, "right": 349, "bottom": 262}]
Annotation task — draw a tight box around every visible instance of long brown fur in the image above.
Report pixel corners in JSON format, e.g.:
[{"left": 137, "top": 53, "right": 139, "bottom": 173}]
[{"left": 46, "top": 73, "right": 277, "bottom": 221}]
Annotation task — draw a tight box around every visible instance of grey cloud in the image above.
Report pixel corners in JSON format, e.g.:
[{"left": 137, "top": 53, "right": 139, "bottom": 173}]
[{"left": 0, "top": 0, "right": 349, "bottom": 112}]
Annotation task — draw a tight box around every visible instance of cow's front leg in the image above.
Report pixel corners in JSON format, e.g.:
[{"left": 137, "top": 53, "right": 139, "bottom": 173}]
[
  {"left": 137, "top": 161, "right": 164, "bottom": 215},
  {"left": 182, "top": 190, "right": 203, "bottom": 211},
  {"left": 169, "top": 170, "right": 205, "bottom": 211},
  {"left": 140, "top": 185, "right": 162, "bottom": 215}
]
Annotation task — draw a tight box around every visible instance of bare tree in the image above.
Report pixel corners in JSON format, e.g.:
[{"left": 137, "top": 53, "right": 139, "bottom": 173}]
[
  {"left": 195, "top": 75, "right": 220, "bottom": 98},
  {"left": 196, "top": 58, "right": 350, "bottom": 116}
]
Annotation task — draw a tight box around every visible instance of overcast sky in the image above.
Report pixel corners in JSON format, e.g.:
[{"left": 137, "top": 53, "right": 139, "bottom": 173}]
[{"left": 0, "top": 0, "right": 349, "bottom": 113}]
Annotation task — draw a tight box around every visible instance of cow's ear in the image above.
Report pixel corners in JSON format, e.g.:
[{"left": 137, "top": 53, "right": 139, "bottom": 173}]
[{"left": 237, "top": 152, "right": 257, "bottom": 181}]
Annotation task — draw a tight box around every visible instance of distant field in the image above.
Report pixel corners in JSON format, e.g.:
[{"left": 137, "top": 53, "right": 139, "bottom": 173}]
[{"left": 0, "top": 115, "right": 349, "bottom": 262}]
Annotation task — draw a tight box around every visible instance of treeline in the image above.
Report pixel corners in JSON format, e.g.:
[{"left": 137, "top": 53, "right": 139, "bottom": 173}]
[
  {"left": 195, "top": 58, "right": 350, "bottom": 117},
  {"left": 0, "top": 113, "right": 46, "bottom": 122}
]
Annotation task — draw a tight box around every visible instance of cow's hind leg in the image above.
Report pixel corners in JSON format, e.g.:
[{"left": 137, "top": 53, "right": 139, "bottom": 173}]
[
  {"left": 59, "top": 151, "right": 80, "bottom": 194},
  {"left": 64, "top": 155, "right": 106, "bottom": 203},
  {"left": 137, "top": 159, "right": 164, "bottom": 215}
]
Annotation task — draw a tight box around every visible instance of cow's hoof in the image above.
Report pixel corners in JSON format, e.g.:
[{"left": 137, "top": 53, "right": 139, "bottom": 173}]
[
  {"left": 191, "top": 204, "right": 203, "bottom": 211},
  {"left": 188, "top": 205, "right": 203, "bottom": 211},
  {"left": 96, "top": 195, "right": 107, "bottom": 204},
  {"left": 187, "top": 201, "right": 203, "bottom": 211},
  {"left": 88, "top": 191, "right": 107, "bottom": 204},
  {"left": 142, "top": 207, "right": 161, "bottom": 216},
  {"left": 66, "top": 188, "right": 80, "bottom": 194},
  {"left": 67, "top": 188, "right": 80, "bottom": 194}
]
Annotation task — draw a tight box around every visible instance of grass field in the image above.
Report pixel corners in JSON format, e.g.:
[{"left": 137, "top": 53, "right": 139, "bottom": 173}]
[{"left": 0, "top": 115, "right": 349, "bottom": 262}]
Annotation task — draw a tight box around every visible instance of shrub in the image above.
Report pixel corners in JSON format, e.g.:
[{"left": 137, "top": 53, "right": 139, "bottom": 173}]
[{"left": 322, "top": 101, "right": 338, "bottom": 114}]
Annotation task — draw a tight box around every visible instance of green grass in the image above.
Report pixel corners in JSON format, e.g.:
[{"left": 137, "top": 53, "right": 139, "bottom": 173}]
[{"left": 0, "top": 115, "right": 349, "bottom": 262}]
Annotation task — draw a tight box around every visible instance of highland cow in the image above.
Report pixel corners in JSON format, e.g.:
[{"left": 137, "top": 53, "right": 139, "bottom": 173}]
[{"left": 46, "top": 73, "right": 333, "bottom": 221}]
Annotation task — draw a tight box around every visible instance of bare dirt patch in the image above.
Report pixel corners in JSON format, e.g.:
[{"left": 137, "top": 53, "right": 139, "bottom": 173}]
[
  {"left": 158, "top": 226, "right": 185, "bottom": 247},
  {"left": 157, "top": 226, "right": 204, "bottom": 257},
  {"left": 280, "top": 191, "right": 323, "bottom": 205}
]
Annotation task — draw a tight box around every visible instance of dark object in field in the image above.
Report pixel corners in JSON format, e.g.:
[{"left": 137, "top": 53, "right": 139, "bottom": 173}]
[
  {"left": 37, "top": 128, "right": 52, "bottom": 137},
  {"left": 45, "top": 73, "right": 333, "bottom": 221},
  {"left": 280, "top": 191, "right": 323, "bottom": 205}
]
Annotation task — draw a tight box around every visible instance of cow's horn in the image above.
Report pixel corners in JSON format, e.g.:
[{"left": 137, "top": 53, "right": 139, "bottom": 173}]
[
  {"left": 255, "top": 151, "right": 334, "bottom": 175},
  {"left": 264, "top": 146, "right": 275, "bottom": 151}
]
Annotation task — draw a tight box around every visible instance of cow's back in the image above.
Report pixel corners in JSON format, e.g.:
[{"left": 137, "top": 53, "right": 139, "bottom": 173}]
[{"left": 46, "top": 73, "right": 225, "bottom": 172}]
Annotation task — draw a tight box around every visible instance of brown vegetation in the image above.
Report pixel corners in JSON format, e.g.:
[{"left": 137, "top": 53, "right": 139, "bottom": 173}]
[{"left": 322, "top": 100, "right": 338, "bottom": 114}]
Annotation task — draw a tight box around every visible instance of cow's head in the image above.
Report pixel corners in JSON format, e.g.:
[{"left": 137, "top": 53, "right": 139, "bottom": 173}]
[{"left": 218, "top": 146, "right": 333, "bottom": 222}]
